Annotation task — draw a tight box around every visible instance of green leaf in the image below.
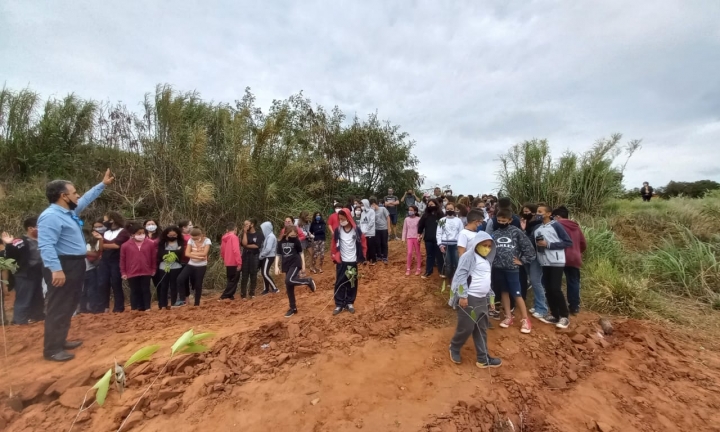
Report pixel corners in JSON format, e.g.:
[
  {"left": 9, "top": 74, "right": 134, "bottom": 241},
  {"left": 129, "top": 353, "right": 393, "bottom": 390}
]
[
  {"left": 470, "top": 309, "right": 477, "bottom": 321},
  {"left": 457, "top": 284, "right": 464, "bottom": 296},
  {"left": 181, "top": 342, "right": 208, "bottom": 353},
  {"left": 189, "top": 332, "right": 215, "bottom": 343},
  {"left": 93, "top": 369, "right": 113, "bottom": 406},
  {"left": 171, "top": 329, "right": 194, "bottom": 356},
  {"left": 441, "top": 280, "right": 446, "bottom": 293},
  {"left": 124, "top": 345, "right": 160, "bottom": 369}
]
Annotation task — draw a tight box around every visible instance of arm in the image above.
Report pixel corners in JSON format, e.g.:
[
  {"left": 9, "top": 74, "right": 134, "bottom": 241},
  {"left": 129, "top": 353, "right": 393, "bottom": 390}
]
[
  {"left": 485, "top": 219, "right": 495, "bottom": 235},
  {"left": 548, "top": 223, "right": 573, "bottom": 249},
  {"left": 274, "top": 255, "right": 280, "bottom": 274},
  {"left": 241, "top": 231, "right": 249, "bottom": 248},
  {"left": 37, "top": 214, "right": 62, "bottom": 272},
  {"left": 579, "top": 230, "right": 587, "bottom": 254},
  {"left": 517, "top": 231, "right": 537, "bottom": 264},
  {"left": 299, "top": 241, "right": 306, "bottom": 271},
  {"left": 417, "top": 216, "right": 426, "bottom": 236},
  {"left": 120, "top": 244, "right": 127, "bottom": 278},
  {"left": 233, "top": 235, "right": 242, "bottom": 268},
  {"left": 244, "top": 232, "right": 260, "bottom": 249},
  {"left": 402, "top": 219, "right": 408, "bottom": 241},
  {"left": 76, "top": 182, "right": 106, "bottom": 214}
]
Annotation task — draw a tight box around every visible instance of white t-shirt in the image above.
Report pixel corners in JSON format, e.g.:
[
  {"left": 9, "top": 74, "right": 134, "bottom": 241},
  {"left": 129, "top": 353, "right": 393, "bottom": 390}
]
[
  {"left": 467, "top": 255, "right": 492, "bottom": 298},
  {"left": 104, "top": 228, "right": 123, "bottom": 241},
  {"left": 457, "top": 229, "right": 477, "bottom": 252},
  {"left": 339, "top": 227, "right": 357, "bottom": 263},
  {"left": 85, "top": 243, "right": 100, "bottom": 271},
  {"left": 187, "top": 237, "right": 212, "bottom": 267}
]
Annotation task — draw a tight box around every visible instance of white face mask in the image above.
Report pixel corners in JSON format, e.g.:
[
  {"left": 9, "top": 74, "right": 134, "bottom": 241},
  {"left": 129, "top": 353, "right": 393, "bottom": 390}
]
[
  {"left": 335, "top": 208, "right": 342, "bottom": 214},
  {"left": 146, "top": 225, "right": 157, "bottom": 232},
  {"left": 340, "top": 221, "right": 349, "bottom": 227},
  {"left": 134, "top": 234, "right": 146, "bottom": 242},
  {"left": 355, "top": 210, "right": 361, "bottom": 216}
]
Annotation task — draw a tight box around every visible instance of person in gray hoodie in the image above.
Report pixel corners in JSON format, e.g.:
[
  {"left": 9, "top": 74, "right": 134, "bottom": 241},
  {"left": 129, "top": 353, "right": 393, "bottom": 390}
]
[
  {"left": 447, "top": 232, "right": 502, "bottom": 369},
  {"left": 491, "top": 209, "right": 536, "bottom": 334},
  {"left": 259, "top": 221, "right": 279, "bottom": 295},
  {"left": 360, "top": 199, "right": 377, "bottom": 264},
  {"left": 534, "top": 204, "right": 573, "bottom": 329}
]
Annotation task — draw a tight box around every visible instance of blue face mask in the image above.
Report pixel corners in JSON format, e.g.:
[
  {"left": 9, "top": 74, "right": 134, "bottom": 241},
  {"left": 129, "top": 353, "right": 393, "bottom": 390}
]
[
  {"left": 315, "top": 216, "right": 321, "bottom": 221},
  {"left": 476, "top": 224, "right": 484, "bottom": 232}
]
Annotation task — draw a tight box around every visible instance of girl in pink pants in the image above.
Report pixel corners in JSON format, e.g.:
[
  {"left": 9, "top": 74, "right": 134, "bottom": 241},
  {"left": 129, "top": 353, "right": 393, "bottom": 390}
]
[{"left": 402, "top": 205, "right": 422, "bottom": 276}]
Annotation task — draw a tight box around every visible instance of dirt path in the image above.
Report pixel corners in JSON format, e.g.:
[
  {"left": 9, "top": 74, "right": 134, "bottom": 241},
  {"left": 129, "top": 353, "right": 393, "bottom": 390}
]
[{"left": 1, "top": 242, "right": 720, "bottom": 431}]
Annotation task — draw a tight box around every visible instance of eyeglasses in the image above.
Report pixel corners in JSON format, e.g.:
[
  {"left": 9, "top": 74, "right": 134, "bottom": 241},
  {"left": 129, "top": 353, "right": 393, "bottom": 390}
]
[{"left": 71, "top": 213, "right": 84, "bottom": 227}]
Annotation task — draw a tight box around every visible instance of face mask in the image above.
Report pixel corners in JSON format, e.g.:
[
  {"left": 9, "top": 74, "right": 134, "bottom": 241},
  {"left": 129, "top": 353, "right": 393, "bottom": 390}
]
[
  {"left": 340, "top": 221, "right": 349, "bottom": 227},
  {"left": 134, "top": 234, "right": 146, "bottom": 242},
  {"left": 443, "top": 200, "right": 448, "bottom": 205},
  {"left": 496, "top": 222, "right": 509, "bottom": 229},
  {"left": 523, "top": 213, "right": 534, "bottom": 220},
  {"left": 285, "top": 221, "right": 293, "bottom": 226},
  {"left": 94, "top": 227, "right": 107, "bottom": 234},
  {"left": 476, "top": 245, "right": 491, "bottom": 257},
  {"left": 446, "top": 210, "right": 456, "bottom": 217},
  {"left": 167, "top": 236, "right": 178, "bottom": 241},
  {"left": 476, "top": 224, "right": 484, "bottom": 233},
  {"left": 315, "top": 216, "right": 321, "bottom": 221},
  {"left": 427, "top": 206, "right": 436, "bottom": 213},
  {"left": 408, "top": 211, "right": 415, "bottom": 216},
  {"left": 335, "top": 208, "right": 342, "bottom": 214},
  {"left": 355, "top": 210, "right": 361, "bottom": 216},
  {"left": 104, "top": 221, "right": 113, "bottom": 229},
  {"left": 66, "top": 198, "right": 78, "bottom": 211},
  {"left": 146, "top": 225, "right": 157, "bottom": 232}
]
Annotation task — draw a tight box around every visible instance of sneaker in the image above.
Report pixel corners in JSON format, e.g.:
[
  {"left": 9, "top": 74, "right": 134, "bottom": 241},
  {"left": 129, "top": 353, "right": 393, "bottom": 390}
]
[
  {"left": 556, "top": 317, "right": 570, "bottom": 329},
  {"left": 272, "top": 288, "right": 280, "bottom": 294},
  {"left": 173, "top": 300, "right": 186, "bottom": 307},
  {"left": 346, "top": 304, "right": 356, "bottom": 314},
  {"left": 421, "top": 274, "right": 431, "bottom": 279},
  {"left": 439, "top": 274, "right": 446, "bottom": 279},
  {"left": 333, "top": 307, "right": 343, "bottom": 316},
  {"left": 476, "top": 357, "right": 502, "bottom": 368},
  {"left": 260, "top": 290, "right": 270, "bottom": 296},
  {"left": 539, "top": 314, "right": 558, "bottom": 325},
  {"left": 405, "top": 270, "right": 411, "bottom": 276},
  {"left": 521, "top": 318, "right": 532, "bottom": 334},
  {"left": 489, "top": 310, "right": 502, "bottom": 320},
  {"left": 383, "top": 259, "right": 388, "bottom": 265},
  {"left": 569, "top": 306, "right": 580, "bottom": 315},
  {"left": 308, "top": 280, "right": 317, "bottom": 293},
  {"left": 531, "top": 311, "right": 545, "bottom": 319},
  {"left": 499, "top": 317, "right": 514, "bottom": 328},
  {"left": 449, "top": 348, "right": 461, "bottom": 364},
  {"left": 415, "top": 270, "right": 421, "bottom": 276},
  {"left": 284, "top": 309, "right": 297, "bottom": 318},
  {"left": 528, "top": 308, "right": 536, "bottom": 314}
]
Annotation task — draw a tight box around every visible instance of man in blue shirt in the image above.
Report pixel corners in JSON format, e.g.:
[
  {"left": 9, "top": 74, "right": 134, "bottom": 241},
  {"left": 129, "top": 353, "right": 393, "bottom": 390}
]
[{"left": 38, "top": 169, "right": 114, "bottom": 362}]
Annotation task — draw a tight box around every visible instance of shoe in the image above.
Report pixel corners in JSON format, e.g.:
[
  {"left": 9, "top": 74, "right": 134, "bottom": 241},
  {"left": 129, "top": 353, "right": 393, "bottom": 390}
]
[
  {"left": 308, "top": 280, "right": 317, "bottom": 292},
  {"left": 521, "top": 319, "right": 532, "bottom": 334},
  {"left": 531, "top": 311, "right": 545, "bottom": 319},
  {"left": 415, "top": 270, "right": 421, "bottom": 276},
  {"left": 64, "top": 340, "right": 83, "bottom": 350},
  {"left": 528, "top": 308, "right": 535, "bottom": 314},
  {"left": 405, "top": 270, "right": 411, "bottom": 276},
  {"left": 476, "top": 357, "right": 502, "bottom": 368},
  {"left": 383, "top": 260, "right": 388, "bottom": 265},
  {"left": 421, "top": 274, "right": 430, "bottom": 279},
  {"left": 260, "top": 290, "right": 270, "bottom": 296},
  {"left": 489, "top": 310, "right": 502, "bottom": 320},
  {"left": 499, "top": 317, "right": 514, "bottom": 328},
  {"left": 173, "top": 300, "right": 186, "bottom": 307},
  {"left": 250, "top": 296, "right": 255, "bottom": 299},
  {"left": 449, "top": 348, "right": 461, "bottom": 364},
  {"left": 556, "top": 317, "right": 570, "bottom": 329},
  {"left": 44, "top": 351, "right": 75, "bottom": 362},
  {"left": 346, "top": 304, "right": 356, "bottom": 314},
  {"left": 165, "top": 306, "right": 171, "bottom": 311},
  {"left": 538, "top": 314, "right": 558, "bottom": 325},
  {"left": 439, "top": 274, "right": 446, "bottom": 279},
  {"left": 570, "top": 306, "right": 580, "bottom": 315},
  {"left": 333, "top": 307, "right": 343, "bottom": 316},
  {"left": 284, "top": 309, "right": 297, "bottom": 318},
  {"left": 311, "top": 268, "right": 318, "bottom": 274},
  {"left": 510, "top": 307, "right": 516, "bottom": 316},
  {"left": 272, "top": 288, "right": 280, "bottom": 294}
]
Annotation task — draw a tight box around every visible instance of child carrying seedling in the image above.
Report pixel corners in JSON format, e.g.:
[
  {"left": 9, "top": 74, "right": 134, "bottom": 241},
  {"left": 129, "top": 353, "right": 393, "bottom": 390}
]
[
  {"left": 330, "top": 209, "right": 367, "bottom": 315},
  {"left": 490, "top": 208, "right": 536, "bottom": 334},
  {"left": 275, "top": 225, "right": 316, "bottom": 318},
  {"left": 448, "top": 232, "right": 502, "bottom": 368}
]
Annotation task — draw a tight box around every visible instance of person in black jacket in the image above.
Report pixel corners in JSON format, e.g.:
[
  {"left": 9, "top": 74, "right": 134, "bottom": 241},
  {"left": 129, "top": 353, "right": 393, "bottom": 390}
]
[
  {"left": 1, "top": 216, "right": 45, "bottom": 325},
  {"left": 418, "top": 199, "right": 444, "bottom": 279},
  {"left": 156, "top": 226, "right": 186, "bottom": 310},
  {"left": 309, "top": 212, "right": 327, "bottom": 274},
  {"left": 641, "top": 182, "right": 654, "bottom": 202}
]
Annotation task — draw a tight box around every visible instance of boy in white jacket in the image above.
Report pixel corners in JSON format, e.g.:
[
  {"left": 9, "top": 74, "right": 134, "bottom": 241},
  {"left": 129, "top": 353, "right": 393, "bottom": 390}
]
[{"left": 436, "top": 202, "right": 464, "bottom": 280}]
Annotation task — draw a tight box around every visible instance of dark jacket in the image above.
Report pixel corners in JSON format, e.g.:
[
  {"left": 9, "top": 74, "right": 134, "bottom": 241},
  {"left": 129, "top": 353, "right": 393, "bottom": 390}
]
[
  {"left": 418, "top": 211, "right": 440, "bottom": 243},
  {"left": 3, "top": 235, "right": 42, "bottom": 276},
  {"left": 491, "top": 225, "right": 536, "bottom": 271},
  {"left": 331, "top": 209, "right": 367, "bottom": 264},
  {"left": 309, "top": 220, "right": 327, "bottom": 242},
  {"left": 640, "top": 185, "right": 654, "bottom": 197},
  {"left": 157, "top": 238, "right": 187, "bottom": 266},
  {"left": 557, "top": 219, "right": 587, "bottom": 268}
]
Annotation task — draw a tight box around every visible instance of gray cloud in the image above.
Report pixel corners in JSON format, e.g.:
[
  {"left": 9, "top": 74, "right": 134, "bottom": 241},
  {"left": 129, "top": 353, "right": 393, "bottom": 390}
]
[{"left": 2, "top": 0, "right": 719, "bottom": 193}]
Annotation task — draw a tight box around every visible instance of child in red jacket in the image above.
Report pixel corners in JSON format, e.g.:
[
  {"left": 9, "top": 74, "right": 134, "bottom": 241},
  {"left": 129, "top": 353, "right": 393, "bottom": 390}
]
[
  {"left": 120, "top": 224, "right": 158, "bottom": 311},
  {"left": 330, "top": 209, "right": 367, "bottom": 316},
  {"left": 220, "top": 222, "right": 242, "bottom": 300},
  {"left": 552, "top": 206, "right": 587, "bottom": 315}
]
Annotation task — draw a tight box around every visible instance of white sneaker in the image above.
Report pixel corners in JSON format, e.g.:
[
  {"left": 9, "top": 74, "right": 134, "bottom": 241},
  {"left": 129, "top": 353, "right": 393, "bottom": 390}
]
[
  {"left": 556, "top": 317, "right": 570, "bottom": 329},
  {"left": 531, "top": 311, "right": 544, "bottom": 319},
  {"left": 528, "top": 308, "right": 535, "bottom": 314}
]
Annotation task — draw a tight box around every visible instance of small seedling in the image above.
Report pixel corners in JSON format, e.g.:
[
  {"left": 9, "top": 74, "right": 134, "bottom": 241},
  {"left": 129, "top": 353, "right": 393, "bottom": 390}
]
[{"left": 0, "top": 257, "right": 18, "bottom": 285}]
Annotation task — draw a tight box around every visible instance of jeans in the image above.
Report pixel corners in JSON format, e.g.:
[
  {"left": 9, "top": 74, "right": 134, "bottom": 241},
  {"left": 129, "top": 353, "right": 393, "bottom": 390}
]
[
  {"left": 42, "top": 255, "right": 85, "bottom": 357},
  {"left": 240, "top": 252, "right": 259, "bottom": 298},
  {"left": 376, "top": 230, "right": 389, "bottom": 261},
  {"left": 542, "top": 266, "right": 568, "bottom": 319},
  {"left": 442, "top": 245, "right": 459, "bottom": 280},
  {"left": 450, "top": 295, "right": 490, "bottom": 362},
  {"left": 83, "top": 267, "right": 101, "bottom": 314},
  {"left": 12, "top": 269, "right": 45, "bottom": 324},
  {"left": 564, "top": 266, "right": 581, "bottom": 311},
  {"left": 128, "top": 275, "right": 151, "bottom": 311},
  {"left": 424, "top": 241, "right": 444, "bottom": 276},
  {"left": 285, "top": 266, "right": 314, "bottom": 310},
  {"left": 526, "top": 259, "right": 548, "bottom": 315},
  {"left": 406, "top": 238, "right": 421, "bottom": 271},
  {"left": 99, "top": 257, "right": 124, "bottom": 312},
  {"left": 334, "top": 262, "right": 358, "bottom": 307}
]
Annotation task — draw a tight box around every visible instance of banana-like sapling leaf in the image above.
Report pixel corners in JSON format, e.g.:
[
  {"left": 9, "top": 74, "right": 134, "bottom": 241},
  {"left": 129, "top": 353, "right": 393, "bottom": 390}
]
[
  {"left": 470, "top": 309, "right": 477, "bottom": 321},
  {"left": 441, "top": 279, "right": 446, "bottom": 293},
  {"left": 181, "top": 342, "right": 208, "bottom": 354},
  {"left": 171, "top": 329, "right": 195, "bottom": 356},
  {"left": 93, "top": 369, "right": 113, "bottom": 406},
  {"left": 458, "top": 284, "right": 464, "bottom": 296},
  {"left": 189, "top": 333, "right": 215, "bottom": 344},
  {"left": 124, "top": 344, "right": 160, "bottom": 369}
]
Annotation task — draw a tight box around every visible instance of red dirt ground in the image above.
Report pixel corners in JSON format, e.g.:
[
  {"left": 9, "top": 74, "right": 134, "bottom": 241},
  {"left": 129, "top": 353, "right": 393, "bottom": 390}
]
[{"left": 1, "top": 242, "right": 720, "bottom": 432}]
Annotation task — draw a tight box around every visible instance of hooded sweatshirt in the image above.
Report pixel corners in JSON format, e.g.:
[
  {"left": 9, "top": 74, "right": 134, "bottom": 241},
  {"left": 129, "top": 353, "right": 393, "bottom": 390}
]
[
  {"left": 448, "top": 232, "right": 497, "bottom": 309},
  {"left": 220, "top": 231, "right": 242, "bottom": 267},
  {"left": 331, "top": 209, "right": 367, "bottom": 264},
  {"left": 360, "top": 199, "right": 376, "bottom": 237},
  {"left": 259, "top": 221, "right": 277, "bottom": 260},
  {"left": 418, "top": 209, "right": 440, "bottom": 243},
  {"left": 309, "top": 217, "right": 326, "bottom": 242},
  {"left": 436, "top": 215, "right": 464, "bottom": 246},
  {"left": 402, "top": 214, "right": 420, "bottom": 240},
  {"left": 558, "top": 219, "right": 587, "bottom": 268},
  {"left": 491, "top": 224, "right": 536, "bottom": 271},
  {"left": 120, "top": 238, "right": 157, "bottom": 278},
  {"left": 534, "top": 220, "right": 573, "bottom": 267}
]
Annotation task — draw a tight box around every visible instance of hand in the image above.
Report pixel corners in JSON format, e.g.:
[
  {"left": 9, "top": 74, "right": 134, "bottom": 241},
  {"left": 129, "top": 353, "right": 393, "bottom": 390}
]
[
  {"left": 102, "top": 168, "right": 115, "bottom": 185},
  {"left": 51, "top": 271, "right": 66, "bottom": 287},
  {"left": 459, "top": 298, "right": 468, "bottom": 308},
  {"left": 92, "top": 231, "right": 103, "bottom": 240},
  {"left": 237, "top": 265, "right": 242, "bottom": 271},
  {"left": 121, "top": 275, "right": 128, "bottom": 280},
  {"left": 439, "top": 245, "right": 446, "bottom": 253},
  {"left": 1, "top": 232, "right": 13, "bottom": 244},
  {"left": 274, "top": 267, "right": 280, "bottom": 275},
  {"left": 513, "top": 257, "right": 523, "bottom": 266},
  {"left": 537, "top": 240, "right": 547, "bottom": 247}
]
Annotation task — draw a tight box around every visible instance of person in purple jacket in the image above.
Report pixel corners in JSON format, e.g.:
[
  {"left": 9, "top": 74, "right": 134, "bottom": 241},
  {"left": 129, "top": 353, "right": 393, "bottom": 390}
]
[{"left": 552, "top": 206, "right": 587, "bottom": 315}]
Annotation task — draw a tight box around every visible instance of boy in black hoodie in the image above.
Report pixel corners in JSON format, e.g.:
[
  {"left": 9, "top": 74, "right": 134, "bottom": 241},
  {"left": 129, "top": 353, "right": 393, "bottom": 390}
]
[{"left": 1, "top": 217, "right": 45, "bottom": 324}]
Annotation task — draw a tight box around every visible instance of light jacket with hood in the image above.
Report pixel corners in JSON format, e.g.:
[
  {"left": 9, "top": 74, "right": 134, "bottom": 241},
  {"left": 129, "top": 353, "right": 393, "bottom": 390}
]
[
  {"left": 220, "top": 231, "right": 242, "bottom": 267},
  {"left": 259, "top": 221, "right": 277, "bottom": 260},
  {"left": 331, "top": 209, "right": 368, "bottom": 264},
  {"left": 360, "top": 199, "right": 376, "bottom": 237},
  {"left": 448, "top": 232, "right": 496, "bottom": 309},
  {"left": 534, "top": 220, "right": 573, "bottom": 267},
  {"left": 557, "top": 219, "right": 586, "bottom": 268}
]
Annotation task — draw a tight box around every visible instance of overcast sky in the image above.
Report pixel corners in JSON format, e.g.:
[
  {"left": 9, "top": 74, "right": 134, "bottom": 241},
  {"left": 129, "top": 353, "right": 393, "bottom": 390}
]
[{"left": 2, "top": 1, "right": 719, "bottom": 193}]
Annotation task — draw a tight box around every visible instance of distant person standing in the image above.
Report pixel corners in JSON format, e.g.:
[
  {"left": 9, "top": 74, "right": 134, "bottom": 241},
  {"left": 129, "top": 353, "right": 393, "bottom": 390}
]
[
  {"left": 384, "top": 188, "right": 400, "bottom": 240},
  {"left": 37, "top": 169, "right": 114, "bottom": 362},
  {"left": 371, "top": 197, "right": 391, "bottom": 264},
  {"left": 1, "top": 217, "right": 45, "bottom": 325},
  {"left": 641, "top": 182, "right": 654, "bottom": 202},
  {"left": 402, "top": 189, "right": 419, "bottom": 214}
]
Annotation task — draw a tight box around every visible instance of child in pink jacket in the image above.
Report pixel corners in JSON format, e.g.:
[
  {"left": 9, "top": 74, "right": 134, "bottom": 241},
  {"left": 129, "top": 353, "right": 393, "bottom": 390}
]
[
  {"left": 220, "top": 222, "right": 242, "bottom": 300},
  {"left": 402, "top": 205, "right": 422, "bottom": 276}
]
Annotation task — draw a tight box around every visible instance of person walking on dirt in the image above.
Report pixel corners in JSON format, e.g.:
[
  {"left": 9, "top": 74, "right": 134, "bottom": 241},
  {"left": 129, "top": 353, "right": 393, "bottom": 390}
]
[
  {"left": 641, "top": 182, "right": 654, "bottom": 202},
  {"left": 437, "top": 202, "right": 463, "bottom": 281},
  {"left": 37, "top": 168, "right": 114, "bottom": 362},
  {"left": 330, "top": 209, "right": 367, "bottom": 315},
  {"left": 275, "top": 225, "right": 317, "bottom": 318},
  {"left": 551, "top": 206, "right": 587, "bottom": 315},
  {"left": 239, "top": 219, "right": 264, "bottom": 300},
  {"left": 220, "top": 222, "right": 243, "bottom": 300},
  {"left": 1, "top": 217, "right": 45, "bottom": 325},
  {"left": 448, "top": 232, "right": 502, "bottom": 368},
  {"left": 258, "top": 221, "right": 279, "bottom": 294}
]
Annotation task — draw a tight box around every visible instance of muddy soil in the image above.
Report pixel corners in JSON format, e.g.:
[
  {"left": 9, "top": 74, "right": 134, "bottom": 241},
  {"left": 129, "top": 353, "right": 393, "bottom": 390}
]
[{"left": 1, "top": 242, "right": 719, "bottom": 432}]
